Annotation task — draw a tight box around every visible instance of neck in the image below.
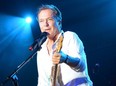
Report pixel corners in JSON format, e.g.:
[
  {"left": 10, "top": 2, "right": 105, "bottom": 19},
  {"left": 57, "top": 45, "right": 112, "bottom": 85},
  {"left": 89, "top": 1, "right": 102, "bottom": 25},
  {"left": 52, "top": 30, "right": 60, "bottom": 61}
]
[{"left": 48, "top": 33, "right": 59, "bottom": 42}]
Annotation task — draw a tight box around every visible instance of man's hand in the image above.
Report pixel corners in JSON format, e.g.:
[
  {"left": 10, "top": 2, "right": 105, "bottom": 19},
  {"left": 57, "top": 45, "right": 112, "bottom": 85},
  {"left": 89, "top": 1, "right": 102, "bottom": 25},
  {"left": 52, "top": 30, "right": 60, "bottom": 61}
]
[
  {"left": 52, "top": 52, "right": 61, "bottom": 64},
  {"left": 52, "top": 50, "right": 68, "bottom": 64}
]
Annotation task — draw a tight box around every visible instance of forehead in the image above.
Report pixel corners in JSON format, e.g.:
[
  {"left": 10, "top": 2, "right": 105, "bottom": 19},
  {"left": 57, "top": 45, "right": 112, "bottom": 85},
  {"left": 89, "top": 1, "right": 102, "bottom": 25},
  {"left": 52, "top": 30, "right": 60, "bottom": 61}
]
[{"left": 38, "top": 9, "right": 54, "bottom": 18}]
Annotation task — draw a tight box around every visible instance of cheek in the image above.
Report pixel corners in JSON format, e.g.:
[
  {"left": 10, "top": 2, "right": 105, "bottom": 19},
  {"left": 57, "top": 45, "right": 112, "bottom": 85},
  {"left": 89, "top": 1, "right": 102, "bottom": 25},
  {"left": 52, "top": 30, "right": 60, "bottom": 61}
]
[
  {"left": 48, "top": 22, "right": 54, "bottom": 27},
  {"left": 40, "top": 29, "right": 45, "bottom": 33},
  {"left": 39, "top": 26, "right": 44, "bottom": 32},
  {"left": 54, "top": 22, "right": 59, "bottom": 27},
  {"left": 39, "top": 23, "right": 43, "bottom": 27}
]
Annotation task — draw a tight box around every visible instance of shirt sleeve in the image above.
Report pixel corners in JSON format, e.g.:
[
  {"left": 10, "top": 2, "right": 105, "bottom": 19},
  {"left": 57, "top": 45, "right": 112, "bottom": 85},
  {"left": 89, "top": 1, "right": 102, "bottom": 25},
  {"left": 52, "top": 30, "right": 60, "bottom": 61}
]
[{"left": 63, "top": 31, "right": 86, "bottom": 71}]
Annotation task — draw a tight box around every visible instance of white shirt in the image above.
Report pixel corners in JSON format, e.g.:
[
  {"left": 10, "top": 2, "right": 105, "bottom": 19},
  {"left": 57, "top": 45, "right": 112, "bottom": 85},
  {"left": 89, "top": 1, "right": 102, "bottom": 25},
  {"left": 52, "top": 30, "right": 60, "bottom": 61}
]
[{"left": 37, "top": 31, "right": 92, "bottom": 86}]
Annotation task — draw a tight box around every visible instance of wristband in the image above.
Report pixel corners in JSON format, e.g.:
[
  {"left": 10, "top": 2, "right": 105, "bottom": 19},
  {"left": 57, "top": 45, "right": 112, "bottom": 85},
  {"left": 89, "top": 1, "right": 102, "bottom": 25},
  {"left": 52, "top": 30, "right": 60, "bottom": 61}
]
[{"left": 64, "top": 55, "right": 68, "bottom": 63}]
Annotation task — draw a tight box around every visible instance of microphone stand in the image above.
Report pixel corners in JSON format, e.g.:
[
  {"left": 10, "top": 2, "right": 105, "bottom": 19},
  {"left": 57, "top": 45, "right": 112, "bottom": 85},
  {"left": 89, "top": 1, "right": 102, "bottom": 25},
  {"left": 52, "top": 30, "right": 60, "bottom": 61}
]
[{"left": 0, "top": 45, "right": 42, "bottom": 86}]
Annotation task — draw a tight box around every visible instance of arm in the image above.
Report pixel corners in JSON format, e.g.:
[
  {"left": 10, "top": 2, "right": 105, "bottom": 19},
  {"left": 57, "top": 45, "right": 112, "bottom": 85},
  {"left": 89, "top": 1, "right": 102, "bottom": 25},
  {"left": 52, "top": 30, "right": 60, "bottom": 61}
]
[
  {"left": 52, "top": 32, "right": 86, "bottom": 71},
  {"left": 60, "top": 32, "right": 86, "bottom": 71}
]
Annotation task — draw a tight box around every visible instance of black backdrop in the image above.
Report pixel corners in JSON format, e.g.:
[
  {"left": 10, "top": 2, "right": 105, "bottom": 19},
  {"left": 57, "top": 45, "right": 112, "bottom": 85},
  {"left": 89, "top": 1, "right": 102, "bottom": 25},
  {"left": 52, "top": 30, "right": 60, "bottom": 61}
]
[{"left": 0, "top": 0, "right": 116, "bottom": 86}]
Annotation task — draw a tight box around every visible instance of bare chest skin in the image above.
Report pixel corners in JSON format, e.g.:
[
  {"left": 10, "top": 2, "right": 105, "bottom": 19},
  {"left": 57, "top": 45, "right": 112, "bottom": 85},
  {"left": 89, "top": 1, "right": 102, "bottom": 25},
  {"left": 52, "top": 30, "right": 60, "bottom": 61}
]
[
  {"left": 46, "top": 34, "right": 59, "bottom": 55},
  {"left": 46, "top": 41, "right": 54, "bottom": 56}
]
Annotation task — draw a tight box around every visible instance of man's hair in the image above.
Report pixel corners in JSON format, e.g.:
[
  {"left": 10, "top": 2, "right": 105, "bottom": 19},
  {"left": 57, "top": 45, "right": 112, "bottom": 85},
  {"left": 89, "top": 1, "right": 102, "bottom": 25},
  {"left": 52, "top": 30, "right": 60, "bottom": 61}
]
[{"left": 36, "top": 4, "right": 62, "bottom": 21}]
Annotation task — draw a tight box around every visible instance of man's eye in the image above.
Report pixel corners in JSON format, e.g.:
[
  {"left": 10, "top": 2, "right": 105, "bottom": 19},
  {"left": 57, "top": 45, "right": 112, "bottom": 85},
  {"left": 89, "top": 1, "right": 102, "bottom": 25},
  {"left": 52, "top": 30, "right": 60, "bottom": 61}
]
[
  {"left": 39, "top": 20, "right": 43, "bottom": 22},
  {"left": 48, "top": 18, "right": 53, "bottom": 20}
]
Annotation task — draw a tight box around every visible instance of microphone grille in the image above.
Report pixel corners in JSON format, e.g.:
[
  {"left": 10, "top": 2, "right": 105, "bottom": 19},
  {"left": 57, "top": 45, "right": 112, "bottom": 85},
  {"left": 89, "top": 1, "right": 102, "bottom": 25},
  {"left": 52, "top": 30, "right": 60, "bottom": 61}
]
[{"left": 40, "top": 32, "right": 48, "bottom": 37}]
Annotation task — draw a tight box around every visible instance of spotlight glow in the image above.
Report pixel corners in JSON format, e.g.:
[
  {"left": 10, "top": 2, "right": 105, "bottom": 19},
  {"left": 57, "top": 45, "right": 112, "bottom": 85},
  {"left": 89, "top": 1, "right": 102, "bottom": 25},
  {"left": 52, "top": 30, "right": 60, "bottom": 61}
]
[{"left": 25, "top": 17, "right": 32, "bottom": 23}]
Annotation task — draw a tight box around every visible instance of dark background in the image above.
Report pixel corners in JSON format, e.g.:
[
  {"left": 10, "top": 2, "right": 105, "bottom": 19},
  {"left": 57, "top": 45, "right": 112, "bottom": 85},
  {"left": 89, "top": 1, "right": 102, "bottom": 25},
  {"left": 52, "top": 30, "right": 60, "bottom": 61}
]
[{"left": 0, "top": 0, "right": 116, "bottom": 86}]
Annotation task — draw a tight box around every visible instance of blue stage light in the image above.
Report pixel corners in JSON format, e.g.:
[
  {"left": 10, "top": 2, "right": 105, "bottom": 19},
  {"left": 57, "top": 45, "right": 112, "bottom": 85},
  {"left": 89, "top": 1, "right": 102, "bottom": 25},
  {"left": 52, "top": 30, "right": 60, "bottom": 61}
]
[{"left": 25, "top": 17, "right": 32, "bottom": 23}]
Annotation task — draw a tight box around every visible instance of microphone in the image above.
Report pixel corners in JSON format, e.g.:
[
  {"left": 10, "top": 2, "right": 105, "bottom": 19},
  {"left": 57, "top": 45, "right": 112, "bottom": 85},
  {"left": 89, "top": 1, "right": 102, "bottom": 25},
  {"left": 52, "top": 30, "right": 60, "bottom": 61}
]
[{"left": 29, "top": 32, "right": 48, "bottom": 51}]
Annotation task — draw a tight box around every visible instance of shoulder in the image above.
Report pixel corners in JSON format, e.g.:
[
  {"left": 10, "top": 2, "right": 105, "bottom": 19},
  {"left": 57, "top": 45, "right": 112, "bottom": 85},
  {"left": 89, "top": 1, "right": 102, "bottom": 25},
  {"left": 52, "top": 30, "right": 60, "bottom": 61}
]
[
  {"left": 63, "top": 31, "right": 83, "bottom": 46},
  {"left": 64, "top": 31, "right": 77, "bottom": 35},
  {"left": 64, "top": 31, "right": 80, "bottom": 40}
]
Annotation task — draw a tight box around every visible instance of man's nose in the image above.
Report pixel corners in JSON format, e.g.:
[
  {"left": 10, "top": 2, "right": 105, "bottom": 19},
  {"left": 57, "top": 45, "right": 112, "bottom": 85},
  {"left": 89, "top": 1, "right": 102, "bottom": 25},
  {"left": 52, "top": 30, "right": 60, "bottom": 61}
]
[{"left": 44, "top": 20, "right": 49, "bottom": 27}]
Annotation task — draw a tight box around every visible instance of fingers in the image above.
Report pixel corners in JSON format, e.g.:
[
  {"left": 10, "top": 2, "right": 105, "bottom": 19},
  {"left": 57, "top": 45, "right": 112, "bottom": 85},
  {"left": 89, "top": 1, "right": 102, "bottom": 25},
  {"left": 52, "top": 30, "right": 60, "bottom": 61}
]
[{"left": 52, "top": 52, "right": 61, "bottom": 64}]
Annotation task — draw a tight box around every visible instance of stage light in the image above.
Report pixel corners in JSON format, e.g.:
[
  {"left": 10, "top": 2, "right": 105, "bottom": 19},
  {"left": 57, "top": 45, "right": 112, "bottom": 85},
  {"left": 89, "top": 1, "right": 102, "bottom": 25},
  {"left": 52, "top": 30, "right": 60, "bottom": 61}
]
[{"left": 25, "top": 17, "right": 32, "bottom": 23}]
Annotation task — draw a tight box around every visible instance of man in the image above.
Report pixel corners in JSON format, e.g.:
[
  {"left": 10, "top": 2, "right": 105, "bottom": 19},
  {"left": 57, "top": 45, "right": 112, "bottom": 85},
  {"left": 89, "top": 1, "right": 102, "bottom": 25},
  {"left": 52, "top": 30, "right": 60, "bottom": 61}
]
[{"left": 36, "top": 4, "right": 93, "bottom": 86}]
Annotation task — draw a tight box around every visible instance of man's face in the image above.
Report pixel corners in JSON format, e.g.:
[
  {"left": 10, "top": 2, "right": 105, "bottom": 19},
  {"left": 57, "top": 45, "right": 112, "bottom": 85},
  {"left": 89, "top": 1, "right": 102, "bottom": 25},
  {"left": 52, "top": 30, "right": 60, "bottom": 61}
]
[{"left": 38, "top": 9, "right": 61, "bottom": 39}]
